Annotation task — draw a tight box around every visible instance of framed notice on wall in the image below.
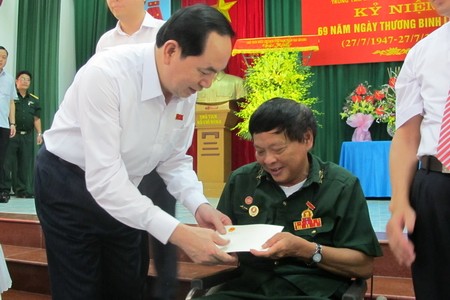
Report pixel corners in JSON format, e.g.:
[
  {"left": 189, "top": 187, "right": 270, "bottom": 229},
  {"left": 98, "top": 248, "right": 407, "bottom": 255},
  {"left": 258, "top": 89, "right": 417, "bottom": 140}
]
[{"left": 302, "top": 0, "right": 448, "bottom": 66}]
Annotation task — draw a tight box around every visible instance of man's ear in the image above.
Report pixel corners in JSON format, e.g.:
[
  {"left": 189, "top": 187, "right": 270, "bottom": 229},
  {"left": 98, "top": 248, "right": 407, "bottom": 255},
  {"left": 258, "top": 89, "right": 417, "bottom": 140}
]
[
  {"left": 162, "top": 40, "right": 178, "bottom": 64},
  {"left": 304, "top": 130, "right": 314, "bottom": 148}
]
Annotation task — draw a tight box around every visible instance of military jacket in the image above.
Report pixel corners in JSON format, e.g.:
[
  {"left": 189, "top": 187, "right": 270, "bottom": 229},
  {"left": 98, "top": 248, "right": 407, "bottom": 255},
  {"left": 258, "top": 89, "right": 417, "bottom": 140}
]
[
  {"left": 14, "top": 91, "right": 41, "bottom": 132},
  {"left": 217, "top": 154, "right": 382, "bottom": 299}
]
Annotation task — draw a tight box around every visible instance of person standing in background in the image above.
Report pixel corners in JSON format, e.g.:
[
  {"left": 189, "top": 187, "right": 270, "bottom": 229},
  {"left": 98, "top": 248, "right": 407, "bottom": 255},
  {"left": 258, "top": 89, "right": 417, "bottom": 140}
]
[
  {"left": 0, "top": 46, "right": 16, "bottom": 203},
  {"left": 97, "top": 1, "right": 174, "bottom": 299},
  {"left": 96, "top": 0, "right": 165, "bottom": 52},
  {"left": 1, "top": 70, "right": 42, "bottom": 199},
  {"left": 386, "top": 1, "right": 450, "bottom": 299}
]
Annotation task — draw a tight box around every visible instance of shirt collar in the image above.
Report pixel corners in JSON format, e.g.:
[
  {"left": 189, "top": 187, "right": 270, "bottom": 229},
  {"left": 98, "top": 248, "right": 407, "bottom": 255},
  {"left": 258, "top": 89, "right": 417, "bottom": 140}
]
[
  {"left": 115, "top": 12, "right": 163, "bottom": 36},
  {"left": 141, "top": 44, "right": 165, "bottom": 102},
  {"left": 257, "top": 153, "right": 323, "bottom": 188}
]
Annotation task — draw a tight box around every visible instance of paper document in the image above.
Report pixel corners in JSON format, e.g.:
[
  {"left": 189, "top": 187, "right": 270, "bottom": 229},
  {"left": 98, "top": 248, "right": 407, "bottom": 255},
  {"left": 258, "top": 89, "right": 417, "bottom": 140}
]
[{"left": 218, "top": 224, "right": 284, "bottom": 252}]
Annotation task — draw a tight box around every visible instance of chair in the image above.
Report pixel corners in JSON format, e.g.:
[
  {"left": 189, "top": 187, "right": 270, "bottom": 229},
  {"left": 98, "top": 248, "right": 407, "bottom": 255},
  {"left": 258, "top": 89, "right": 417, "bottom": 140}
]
[{"left": 186, "top": 266, "right": 368, "bottom": 300}]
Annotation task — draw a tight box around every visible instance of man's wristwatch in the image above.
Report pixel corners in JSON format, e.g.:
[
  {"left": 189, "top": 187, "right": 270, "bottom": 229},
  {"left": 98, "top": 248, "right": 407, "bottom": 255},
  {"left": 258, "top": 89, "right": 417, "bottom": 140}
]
[{"left": 307, "top": 243, "right": 322, "bottom": 266}]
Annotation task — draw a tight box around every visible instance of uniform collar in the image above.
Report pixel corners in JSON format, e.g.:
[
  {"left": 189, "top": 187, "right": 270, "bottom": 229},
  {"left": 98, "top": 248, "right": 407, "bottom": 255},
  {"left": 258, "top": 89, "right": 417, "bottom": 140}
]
[{"left": 257, "top": 153, "right": 323, "bottom": 188}]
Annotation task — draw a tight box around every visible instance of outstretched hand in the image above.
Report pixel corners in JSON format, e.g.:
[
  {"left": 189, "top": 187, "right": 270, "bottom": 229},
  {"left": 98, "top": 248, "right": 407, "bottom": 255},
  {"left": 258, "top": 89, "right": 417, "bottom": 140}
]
[
  {"left": 195, "top": 203, "right": 232, "bottom": 234},
  {"left": 169, "top": 223, "right": 237, "bottom": 265}
]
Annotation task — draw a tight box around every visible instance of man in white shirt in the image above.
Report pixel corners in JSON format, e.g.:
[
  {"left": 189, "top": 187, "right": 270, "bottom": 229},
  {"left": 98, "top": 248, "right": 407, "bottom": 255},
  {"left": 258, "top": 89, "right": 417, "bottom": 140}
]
[
  {"left": 96, "top": 1, "right": 175, "bottom": 299},
  {"left": 34, "top": 5, "right": 236, "bottom": 299},
  {"left": 0, "top": 46, "right": 16, "bottom": 203},
  {"left": 96, "top": 0, "right": 165, "bottom": 52},
  {"left": 387, "top": 0, "right": 450, "bottom": 298}
]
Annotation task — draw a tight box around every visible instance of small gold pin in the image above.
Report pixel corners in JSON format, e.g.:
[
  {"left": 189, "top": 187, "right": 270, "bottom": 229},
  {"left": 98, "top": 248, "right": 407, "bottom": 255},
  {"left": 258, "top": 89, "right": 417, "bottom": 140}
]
[{"left": 249, "top": 205, "right": 259, "bottom": 217}]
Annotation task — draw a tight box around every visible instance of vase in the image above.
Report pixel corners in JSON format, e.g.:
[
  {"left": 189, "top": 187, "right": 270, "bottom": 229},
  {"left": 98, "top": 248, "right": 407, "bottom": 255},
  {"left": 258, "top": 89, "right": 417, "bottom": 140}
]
[
  {"left": 346, "top": 113, "right": 374, "bottom": 142},
  {"left": 387, "top": 123, "right": 395, "bottom": 137}
]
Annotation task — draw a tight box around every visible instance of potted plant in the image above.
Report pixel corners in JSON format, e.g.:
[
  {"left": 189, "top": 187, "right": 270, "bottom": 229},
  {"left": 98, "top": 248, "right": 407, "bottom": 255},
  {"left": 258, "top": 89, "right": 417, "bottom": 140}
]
[{"left": 234, "top": 50, "right": 318, "bottom": 140}]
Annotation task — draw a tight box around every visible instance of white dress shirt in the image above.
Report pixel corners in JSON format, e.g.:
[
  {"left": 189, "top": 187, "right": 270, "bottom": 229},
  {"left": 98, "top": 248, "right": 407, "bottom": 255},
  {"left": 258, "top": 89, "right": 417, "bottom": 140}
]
[
  {"left": 0, "top": 69, "right": 16, "bottom": 129},
  {"left": 395, "top": 22, "right": 450, "bottom": 158},
  {"left": 44, "top": 43, "right": 208, "bottom": 243},
  {"left": 96, "top": 12, "right": 165, "bottom": 53}
]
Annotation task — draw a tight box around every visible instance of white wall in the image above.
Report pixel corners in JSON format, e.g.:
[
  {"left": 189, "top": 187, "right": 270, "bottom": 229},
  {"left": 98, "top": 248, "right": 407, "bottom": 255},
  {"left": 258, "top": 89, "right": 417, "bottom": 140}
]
[
  {"left": 0, "top": 0, "right": 19, "bottom": 75},
  {"left": 58, "top": 0, "right": 76, "bottom": 103}
]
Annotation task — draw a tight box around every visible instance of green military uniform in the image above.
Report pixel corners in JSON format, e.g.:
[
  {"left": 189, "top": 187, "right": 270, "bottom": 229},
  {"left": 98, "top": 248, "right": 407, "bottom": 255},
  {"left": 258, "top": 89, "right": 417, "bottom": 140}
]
[
  {"left": 0, "top": 92, "right": 41, "bottom": 197},
  {"left": 203, "top": 154, "right": 382, "bottom": 300}
]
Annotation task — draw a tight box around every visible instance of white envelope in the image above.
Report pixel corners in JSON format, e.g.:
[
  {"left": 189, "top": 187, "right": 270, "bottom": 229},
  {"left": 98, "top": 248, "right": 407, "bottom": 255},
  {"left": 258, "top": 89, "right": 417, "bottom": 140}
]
[{"left": 217, "top": 224, "right": 284, "bottom": 252}]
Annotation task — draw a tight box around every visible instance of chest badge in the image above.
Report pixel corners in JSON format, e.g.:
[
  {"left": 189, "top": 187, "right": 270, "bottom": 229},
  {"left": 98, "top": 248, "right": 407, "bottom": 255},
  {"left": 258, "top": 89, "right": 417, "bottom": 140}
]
[
  {"left": 293, "top": 201, "right": 322, "bottom": 231},
  {"left": 249, "top": 205, "right": 259, "bottom": 217}
]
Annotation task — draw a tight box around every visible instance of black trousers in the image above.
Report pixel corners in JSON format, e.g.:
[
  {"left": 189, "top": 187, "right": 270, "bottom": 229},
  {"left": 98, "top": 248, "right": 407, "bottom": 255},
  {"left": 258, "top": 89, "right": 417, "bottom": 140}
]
[
  {"left": 35, "top": 146, "right": 177, "bottom": 300},
  {"left": 0, "top": 131, "right": 34, "bottom": 195},
  {"left": 138, "top": 170, "right": 178, "bottom": 300},
  {"left": 410, "top": 169, "right": 450, "bottom": 299},
  {"left": 0, "top": 127, "right": 10, "bottom": 190}
]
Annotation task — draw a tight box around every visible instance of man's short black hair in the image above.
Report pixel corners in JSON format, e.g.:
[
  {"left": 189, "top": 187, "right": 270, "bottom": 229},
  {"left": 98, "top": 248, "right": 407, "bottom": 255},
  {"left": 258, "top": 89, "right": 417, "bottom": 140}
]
[
  {"left": 249, "top": 98, "right": 317, "bottom": 144},
  {"left": 16, "top": 70, "right": 32, "bottom": 80},
  {"left": 0, "top": 46, "right": 8, "bottom": 56},
  {"left": 156, "top": 4, "right": 235, "bottom": 58}
]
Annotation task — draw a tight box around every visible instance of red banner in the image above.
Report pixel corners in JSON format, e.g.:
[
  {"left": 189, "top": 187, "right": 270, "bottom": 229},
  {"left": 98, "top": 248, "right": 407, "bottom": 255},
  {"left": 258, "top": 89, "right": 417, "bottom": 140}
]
[{"left": 302, "top": 0, "right": 448, "bottom": 66}]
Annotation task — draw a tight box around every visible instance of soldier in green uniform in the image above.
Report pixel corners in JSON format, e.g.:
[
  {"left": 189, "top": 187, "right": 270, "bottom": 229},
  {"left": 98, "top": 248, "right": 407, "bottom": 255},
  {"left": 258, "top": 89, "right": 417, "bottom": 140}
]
[
  {"left": 1, "top": 71, "right": 42, "bottom": 198},
  {"left": 201, "top": 98, "right": 382, "bottom": 300}
]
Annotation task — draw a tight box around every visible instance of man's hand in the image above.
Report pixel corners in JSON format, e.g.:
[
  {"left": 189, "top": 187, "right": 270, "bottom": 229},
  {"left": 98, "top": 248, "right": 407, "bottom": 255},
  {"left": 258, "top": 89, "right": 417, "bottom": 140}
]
[
  {"left": 250, "top": 232, "right": 309, "bottom": 260},
  {"left": 169, "top": 223, "right": 237, "bottom": 265},
  {"left": 9, "top": 125, "right": 16, "bottom": 138},
  {"left": 195, "top": 203, "right": 232, "bottom": 234},
  {"left": 386, "top": 204, "right": 416, "bottom": 266}
]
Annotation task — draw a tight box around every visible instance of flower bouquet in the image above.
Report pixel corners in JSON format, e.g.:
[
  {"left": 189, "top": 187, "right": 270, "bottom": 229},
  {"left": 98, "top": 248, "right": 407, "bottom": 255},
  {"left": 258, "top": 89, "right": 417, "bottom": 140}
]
[
  {"left": 340, "top": 82, "right": 380, "bottom": 141},
  {"left": 340, "top": 68, "right": 400, "bottom": 140}
]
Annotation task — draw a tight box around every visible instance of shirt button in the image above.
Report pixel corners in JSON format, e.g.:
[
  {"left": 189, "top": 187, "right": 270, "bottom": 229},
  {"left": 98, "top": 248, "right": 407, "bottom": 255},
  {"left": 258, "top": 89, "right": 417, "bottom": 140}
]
[
  {"left": 282, "top": 201, "right": 287, "bottom": 206},
  {"left": 274, "top": 261, "right": 279, "bottom": 266}
]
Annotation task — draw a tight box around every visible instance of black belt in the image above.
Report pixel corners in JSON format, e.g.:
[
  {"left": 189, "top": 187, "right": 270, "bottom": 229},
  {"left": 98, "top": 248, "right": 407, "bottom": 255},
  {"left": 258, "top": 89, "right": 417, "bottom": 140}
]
[{"left": 420, "top": 156, "right": 450, "bottom": 173}]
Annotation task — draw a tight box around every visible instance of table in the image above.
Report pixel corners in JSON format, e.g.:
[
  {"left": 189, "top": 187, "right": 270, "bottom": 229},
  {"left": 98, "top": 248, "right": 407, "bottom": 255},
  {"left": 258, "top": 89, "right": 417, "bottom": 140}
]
[{"left": 339, "top": 141, "right": 392, "bottom": 198}]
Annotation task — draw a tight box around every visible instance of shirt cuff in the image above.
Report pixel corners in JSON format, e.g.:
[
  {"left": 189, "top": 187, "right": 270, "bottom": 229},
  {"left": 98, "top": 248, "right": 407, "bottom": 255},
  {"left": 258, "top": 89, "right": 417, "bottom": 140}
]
[{"left": 147, "top": 209, "right": 180, "bottom": 244}]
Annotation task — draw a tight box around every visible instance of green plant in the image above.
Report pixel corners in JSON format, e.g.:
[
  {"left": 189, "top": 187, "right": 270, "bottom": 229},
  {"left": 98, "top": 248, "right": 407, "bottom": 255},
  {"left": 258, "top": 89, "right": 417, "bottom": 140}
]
[{"left": 234, "top": 51, "right": 318, "bottom": 140}]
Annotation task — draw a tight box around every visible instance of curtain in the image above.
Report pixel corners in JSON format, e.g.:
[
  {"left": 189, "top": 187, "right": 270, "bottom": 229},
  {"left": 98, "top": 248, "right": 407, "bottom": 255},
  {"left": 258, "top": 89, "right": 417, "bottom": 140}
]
[
  {"left": 73, "top": 0, "right": 116, "bottom": 70},
  {"left": 16, "top": 0, "right": 61, "bottom": 134},
  {"left": 171, "top": 0, "right": 182, "bottom": 13},
  {"left": 15, "top": 0, "right": 61, "bottom": 191}
]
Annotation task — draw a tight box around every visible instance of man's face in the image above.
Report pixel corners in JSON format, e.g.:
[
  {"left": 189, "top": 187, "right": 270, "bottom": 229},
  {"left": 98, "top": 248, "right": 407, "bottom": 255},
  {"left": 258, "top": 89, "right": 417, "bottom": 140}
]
[
  {"left": 106, "top": 0, "right": 145, "bottom": 20},
  {"left": 430, "top": 0, "right": 450, "bottom": 17},
  {"left": 16, "top": 74, "right": 31, "bottom": 90},
  {"left": 0, "top": 49, "right": 8, "bottom": 70},
  {"left": 162, "top": 32, "right": 232, "bottom": 99},
  {"left": 253, "top": 129, "right": 313, "bottom": 187}
]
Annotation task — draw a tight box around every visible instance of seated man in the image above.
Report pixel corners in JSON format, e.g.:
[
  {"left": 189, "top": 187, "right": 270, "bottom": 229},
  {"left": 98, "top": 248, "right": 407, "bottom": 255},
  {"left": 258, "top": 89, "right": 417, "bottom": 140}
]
[{"left": 202, "top": 98, "right": 382, "bottom": 300}]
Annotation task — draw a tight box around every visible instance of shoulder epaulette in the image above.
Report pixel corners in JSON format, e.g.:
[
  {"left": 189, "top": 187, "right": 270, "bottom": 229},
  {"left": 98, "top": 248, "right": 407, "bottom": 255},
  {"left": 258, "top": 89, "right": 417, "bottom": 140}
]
[{"left": 30, "top": 93, "right": 39, "bottom": 99}]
